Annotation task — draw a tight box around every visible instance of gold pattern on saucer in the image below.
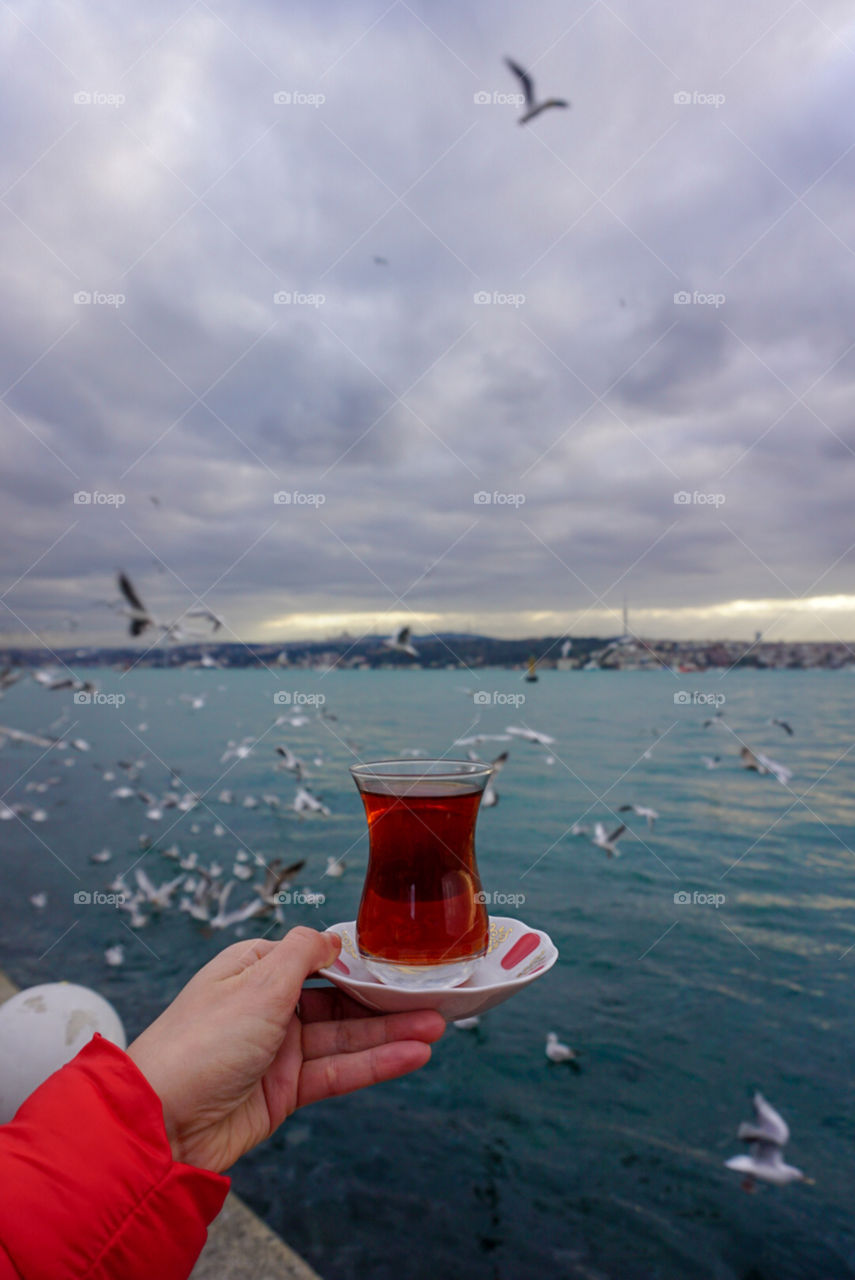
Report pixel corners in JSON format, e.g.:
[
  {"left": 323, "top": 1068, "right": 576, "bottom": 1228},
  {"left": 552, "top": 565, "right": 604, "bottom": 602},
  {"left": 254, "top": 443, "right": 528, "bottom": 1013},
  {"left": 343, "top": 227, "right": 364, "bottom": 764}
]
[
  {"left": 338, "top": 929, "right": 358, "bottom": 960},
  {"left": 518, "top": 948, "right": 546, "bottom": 976},
  {"left": 487, "top": 921, "right": 513, "bottom": 953}
]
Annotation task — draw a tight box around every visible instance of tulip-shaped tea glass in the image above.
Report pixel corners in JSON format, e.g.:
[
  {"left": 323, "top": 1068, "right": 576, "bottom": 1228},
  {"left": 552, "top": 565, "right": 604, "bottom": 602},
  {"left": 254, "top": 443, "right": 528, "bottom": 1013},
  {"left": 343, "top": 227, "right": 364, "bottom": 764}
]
[{"left": 350, "top": 759, "right": 492, "bottom": 988}]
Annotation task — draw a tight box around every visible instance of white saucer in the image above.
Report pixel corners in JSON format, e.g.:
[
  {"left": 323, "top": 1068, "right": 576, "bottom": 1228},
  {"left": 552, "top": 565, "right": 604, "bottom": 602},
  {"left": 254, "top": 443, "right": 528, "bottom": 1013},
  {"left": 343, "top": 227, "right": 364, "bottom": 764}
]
[{"left": 318, "top": 916, "right": 558, "bottom": 1019}]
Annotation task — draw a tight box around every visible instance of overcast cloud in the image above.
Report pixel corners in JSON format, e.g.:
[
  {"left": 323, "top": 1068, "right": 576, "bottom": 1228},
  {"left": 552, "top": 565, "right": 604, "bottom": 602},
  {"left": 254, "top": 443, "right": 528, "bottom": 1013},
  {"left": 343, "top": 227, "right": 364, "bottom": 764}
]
[{"left": 2, "top": 0, "right": 855, "bottom": 648}]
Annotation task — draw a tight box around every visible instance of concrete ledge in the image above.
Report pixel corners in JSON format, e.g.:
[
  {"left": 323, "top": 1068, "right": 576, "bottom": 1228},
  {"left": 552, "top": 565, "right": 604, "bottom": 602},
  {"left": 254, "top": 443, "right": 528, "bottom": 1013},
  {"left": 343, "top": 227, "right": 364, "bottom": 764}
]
[
  {"left": 0, "top": 968, "right": 322, "bottom": 1280},
  {"left": 191, "top": 1192, "right": 322, "bottom": 1280}
]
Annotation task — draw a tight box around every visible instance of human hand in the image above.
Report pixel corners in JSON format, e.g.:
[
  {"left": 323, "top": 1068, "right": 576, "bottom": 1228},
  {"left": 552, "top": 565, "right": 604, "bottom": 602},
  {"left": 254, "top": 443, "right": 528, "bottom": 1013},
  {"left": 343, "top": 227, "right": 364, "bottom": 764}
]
[{"left": 126, "top": 927, "right": 445, "bottom": 1173}]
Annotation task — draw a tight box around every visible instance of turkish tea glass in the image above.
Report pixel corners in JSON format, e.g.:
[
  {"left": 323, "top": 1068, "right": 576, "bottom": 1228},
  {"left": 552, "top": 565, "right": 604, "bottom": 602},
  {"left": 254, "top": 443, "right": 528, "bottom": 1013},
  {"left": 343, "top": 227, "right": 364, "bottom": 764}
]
[{"left": 350, "top": 759, "right": 491, "bottom": 988}]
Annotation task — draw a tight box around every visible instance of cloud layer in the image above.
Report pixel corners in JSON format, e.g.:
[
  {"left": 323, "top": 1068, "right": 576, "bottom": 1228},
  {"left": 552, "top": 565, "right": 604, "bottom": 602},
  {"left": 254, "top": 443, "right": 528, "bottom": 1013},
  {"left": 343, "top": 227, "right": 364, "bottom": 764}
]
[{"left": 2, "top": 0, "right": 855, "bottom": 647}]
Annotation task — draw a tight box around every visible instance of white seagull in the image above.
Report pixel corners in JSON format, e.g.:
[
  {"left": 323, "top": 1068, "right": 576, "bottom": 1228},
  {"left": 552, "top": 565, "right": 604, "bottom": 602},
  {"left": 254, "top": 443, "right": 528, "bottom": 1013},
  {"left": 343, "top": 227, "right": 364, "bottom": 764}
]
[
  {"left": 504, "top": 57, "right": 570, "bottom": 125},
  {"left": 725, "top": 1092, "right": 808, "bottom": 1189},
  {"left": 382, "top": 625, "right": 419, "bottom": 659},
  {"left": 618, "top": 803, "right": 659, "bottom": 832},
  {"left": 545, "top": 1031, "right": 576, "bottom": 1063},
  {"left": 209, "top": 880, "right": 267, "bottom": 930},
  {"left": 506, "top": 725, "right": 555, "bottom": 746},
  {"left": 740, "top": 746, "right": 792, "bottom": 786},
  {"left": 468, "top": 749, "right": 508, "bottom": 808},
  {"left": 134, "top": 868, "right": 185, "bottom": 910},
  {"left": 324, "top": 856, "right": 345, "bottom": 878},
  {"left": 293, "top": 786, "right": 330, "bottom": 816},
  {"left": 591, "top": 822, "right": 626, "bottom": 858},
  {"left": 104, "top": 945, "right": 125, "bottom": 967}
]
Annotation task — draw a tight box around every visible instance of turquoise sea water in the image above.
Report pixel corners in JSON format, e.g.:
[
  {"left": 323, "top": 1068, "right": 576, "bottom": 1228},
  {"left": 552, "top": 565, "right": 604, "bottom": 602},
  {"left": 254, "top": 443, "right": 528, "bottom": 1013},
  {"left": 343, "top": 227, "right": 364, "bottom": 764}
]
[{"left": 2, "top": 667, "right": 855, "bottom": 1279}]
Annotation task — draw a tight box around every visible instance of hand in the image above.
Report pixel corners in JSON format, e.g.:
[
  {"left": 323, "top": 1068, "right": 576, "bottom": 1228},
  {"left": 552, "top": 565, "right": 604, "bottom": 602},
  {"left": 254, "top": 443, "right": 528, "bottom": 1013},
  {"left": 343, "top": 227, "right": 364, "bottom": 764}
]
[{"left": 126, "top": 926, "right": 445, "bottom": 1173}]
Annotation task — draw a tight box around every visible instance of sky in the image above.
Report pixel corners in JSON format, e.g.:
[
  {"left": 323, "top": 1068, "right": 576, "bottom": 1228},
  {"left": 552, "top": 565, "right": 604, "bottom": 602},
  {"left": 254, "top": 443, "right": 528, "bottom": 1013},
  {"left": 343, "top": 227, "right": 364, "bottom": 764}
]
[{"left": 2, "top": 0, "right": 855, "bottom": 650}]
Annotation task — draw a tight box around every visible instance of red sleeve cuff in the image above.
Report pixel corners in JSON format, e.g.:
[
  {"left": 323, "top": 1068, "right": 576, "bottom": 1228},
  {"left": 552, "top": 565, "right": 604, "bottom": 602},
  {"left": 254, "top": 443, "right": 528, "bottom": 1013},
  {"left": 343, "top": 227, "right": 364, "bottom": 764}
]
[{"left": 0, "top": 1034, "right": 229, "bottom": 1280}]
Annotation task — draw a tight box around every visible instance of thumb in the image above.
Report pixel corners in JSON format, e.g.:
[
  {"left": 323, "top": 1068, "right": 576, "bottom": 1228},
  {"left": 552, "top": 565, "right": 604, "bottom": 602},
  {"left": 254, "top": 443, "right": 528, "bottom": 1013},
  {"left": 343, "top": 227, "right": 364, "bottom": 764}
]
[{"left": 253, "top": 925, "right": 341, "bottom": 1009}]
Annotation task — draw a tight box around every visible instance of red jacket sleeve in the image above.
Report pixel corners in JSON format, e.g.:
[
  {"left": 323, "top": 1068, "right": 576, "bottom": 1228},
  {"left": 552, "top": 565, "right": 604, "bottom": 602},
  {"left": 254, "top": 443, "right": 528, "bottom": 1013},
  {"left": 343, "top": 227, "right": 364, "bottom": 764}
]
[{"left": 0, "top": 1034, "right": 229, "bottom": 1280}]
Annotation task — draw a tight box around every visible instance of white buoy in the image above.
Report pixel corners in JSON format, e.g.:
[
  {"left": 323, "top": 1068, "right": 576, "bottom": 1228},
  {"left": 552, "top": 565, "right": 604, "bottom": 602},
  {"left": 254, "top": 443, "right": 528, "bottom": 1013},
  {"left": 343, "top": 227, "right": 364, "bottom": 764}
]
[{"left": 0, "top": 982, "right": 126, "bottom": 1123}]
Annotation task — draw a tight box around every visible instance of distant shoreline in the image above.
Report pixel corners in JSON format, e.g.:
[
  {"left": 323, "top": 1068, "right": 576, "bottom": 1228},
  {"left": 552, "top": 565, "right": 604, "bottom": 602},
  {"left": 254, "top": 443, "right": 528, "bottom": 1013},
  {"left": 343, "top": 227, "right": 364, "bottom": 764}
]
[{"left": 1, "top": 634, "right": 852, "bottom": 672}]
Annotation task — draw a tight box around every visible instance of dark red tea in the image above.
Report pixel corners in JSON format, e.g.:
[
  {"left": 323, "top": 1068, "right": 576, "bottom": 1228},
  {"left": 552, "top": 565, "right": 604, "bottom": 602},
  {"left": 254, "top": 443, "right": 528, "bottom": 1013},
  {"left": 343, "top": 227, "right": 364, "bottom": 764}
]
[{"left": 356, "top": 784, "right": 489, "bottom": 967}]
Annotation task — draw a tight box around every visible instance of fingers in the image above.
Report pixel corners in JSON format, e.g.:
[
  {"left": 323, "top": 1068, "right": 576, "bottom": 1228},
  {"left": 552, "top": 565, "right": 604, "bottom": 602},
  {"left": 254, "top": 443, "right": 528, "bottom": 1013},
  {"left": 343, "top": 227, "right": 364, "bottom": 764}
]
[
  {"left": 298, "top": 986, "right": 386, "bottom": 1023},
  {"left": 297, "top": 1040, "right": 434, "bottom": 1108},
  {"left": 301, "top": 1008, "right": 446, "bottom": 1059},
  {"left": 251, "top": 927, "right": 341, "bottom": 1009}
]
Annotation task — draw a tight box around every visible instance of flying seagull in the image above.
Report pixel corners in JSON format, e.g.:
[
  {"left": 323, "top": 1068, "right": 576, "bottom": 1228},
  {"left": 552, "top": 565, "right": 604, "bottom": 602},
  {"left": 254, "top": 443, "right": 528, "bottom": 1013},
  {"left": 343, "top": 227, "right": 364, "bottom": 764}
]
[
  {"left": 770, "top": 718, "right": 794, "bottom": 736},
  {"left": 467, "top": 749, "right": 508, "bottom": 807},
  {"left": 504, "top": 57, "right": 570, "bottom": 125},
  {"left": 619, "top": 802, "right": 659, "bottom": 831},
  {"left": 382, "top": 626, "right": 418, "bottom": 659},
  {"left": 506, "top": 725, "right": 555, "bottom": 746},
  {"left": 116, "top": 572, "right": 223, "bottom": 642},
  {"left": 591, "top": 821, "right": 626, "bottom": 858},
  {"left": 740, "top": 746, "right": 792, "bottom": 786},
  {"left": 725, "top": 1092, "right": 808, "bottom": 1189}
]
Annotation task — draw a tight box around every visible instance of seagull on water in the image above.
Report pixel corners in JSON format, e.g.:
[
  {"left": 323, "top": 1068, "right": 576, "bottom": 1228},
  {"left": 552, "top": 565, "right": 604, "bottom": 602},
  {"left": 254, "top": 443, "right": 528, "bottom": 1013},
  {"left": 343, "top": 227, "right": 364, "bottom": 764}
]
[
  {"left": 545, "top": 1031, "right": 576, "bottom": 1063},
  {"left": 701, "top": 755, "right": 721, "bottom": 770},
  {"left": 504, "top": 57, "right": 570, "bottom": 124},
  {"left": 324, "top": 856, "right": 345, "bottom": 879},
  {"left": 725, "top": 1092, "right": 809, "bottom": 1189},
  {"left": 591, "top": 821, "right": 626, "bottom": 858},
  {"left": 104, "top": 945, "right": 125, "bottom": 967}
]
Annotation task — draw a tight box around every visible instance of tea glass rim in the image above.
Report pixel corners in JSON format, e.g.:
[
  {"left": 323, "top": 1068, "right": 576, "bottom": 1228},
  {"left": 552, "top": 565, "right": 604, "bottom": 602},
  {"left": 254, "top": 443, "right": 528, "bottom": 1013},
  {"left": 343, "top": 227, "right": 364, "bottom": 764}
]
[{"left": 350, "top": 758, "right": 493, "bottom": 797}]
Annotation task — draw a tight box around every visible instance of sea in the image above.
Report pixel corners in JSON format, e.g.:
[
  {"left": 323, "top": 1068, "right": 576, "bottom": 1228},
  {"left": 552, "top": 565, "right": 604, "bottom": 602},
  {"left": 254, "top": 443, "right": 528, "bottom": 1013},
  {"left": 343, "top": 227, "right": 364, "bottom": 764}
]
[{"left": 2, "top": 666, "right": 855, "bottom": 1280}]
